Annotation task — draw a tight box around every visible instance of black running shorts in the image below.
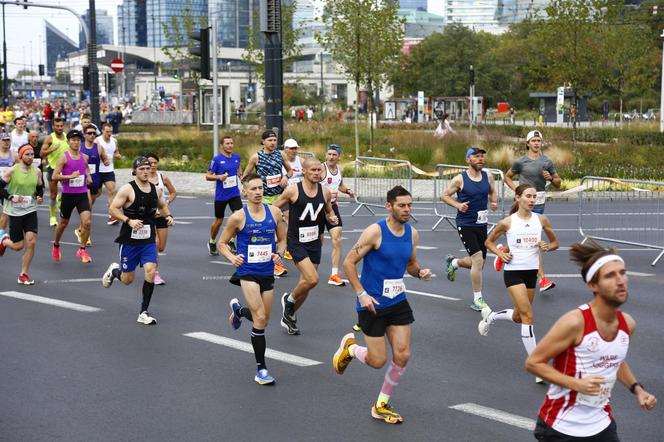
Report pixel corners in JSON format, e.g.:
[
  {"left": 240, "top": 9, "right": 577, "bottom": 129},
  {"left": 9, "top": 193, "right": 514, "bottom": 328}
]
[
  {"left": 504, "top": 269, "right": 538, "bottom": 289},
  {"left": 214, "top": 196, "right": 243, "bottom": 219},
  {"left": 287, "top": 240, "right": 322, "bottom": 265},
  {"left": 9, "top": 211, "right": 38, "bottom": 242},
  {"left": 325, "top": 204, "right": 342, "bottom": 231},
  {"left": 60, "top": 193, "right": 90, "bottom": 219},
  {"left": 534, "top": 417, "right": 619, "bottom": 442},
  {"left": 230, "top": 273, "right": 275, "bottom": 293},
  {"left": 457, "top": 225, "right": 487, "bottom": 259},
  {"left": 99, "top": 171, "right": 116, "bottom": 184},
  {"left": 358, "top": 299, "right": 414, "bottom": 337},
  {"left": 154, "top": 216, "right": 169, "bottom": 229}
]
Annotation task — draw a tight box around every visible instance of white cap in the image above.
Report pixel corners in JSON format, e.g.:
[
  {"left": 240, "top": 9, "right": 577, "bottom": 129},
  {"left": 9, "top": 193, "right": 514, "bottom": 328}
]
[
  {"left": 283, "top": 138, "right": 299, "bottom": 148},
  {"left": 526, "top": 130, "right": 543, "bottom": 143}
]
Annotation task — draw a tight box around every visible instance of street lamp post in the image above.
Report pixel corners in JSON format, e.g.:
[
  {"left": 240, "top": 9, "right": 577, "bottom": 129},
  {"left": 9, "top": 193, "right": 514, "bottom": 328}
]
[
  {"left": 660, "top": 30, "right": 664, "bottom": 133},
  {"left": 319, "top": 51, "right": 324, "bottom": 121},
  {"left": 2, "top": 3, "right": 8, "bottom": 107}
]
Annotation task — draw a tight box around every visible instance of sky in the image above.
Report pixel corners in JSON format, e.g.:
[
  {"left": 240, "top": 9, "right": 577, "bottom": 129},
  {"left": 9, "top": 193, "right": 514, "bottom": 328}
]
[{"left": 2, "top": 0, "right": 123, "bottom": 77}]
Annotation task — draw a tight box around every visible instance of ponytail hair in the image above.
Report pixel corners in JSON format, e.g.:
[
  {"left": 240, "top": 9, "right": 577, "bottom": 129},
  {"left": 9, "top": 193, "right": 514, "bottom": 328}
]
[
  {"left": 569, "top": 239, "right": 618, "bottom": 284},
  {"left": 509, "top": 183, "right": 536, "bottom": 215}
]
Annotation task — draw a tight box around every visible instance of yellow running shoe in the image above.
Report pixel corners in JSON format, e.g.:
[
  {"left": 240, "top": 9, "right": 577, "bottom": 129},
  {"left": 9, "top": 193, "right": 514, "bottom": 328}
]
[
  {"left": 332, "top": 333, "right": 355, "bottom": 375},
  {"left": 283, "top": 250, "right": 293, "bottom": 260},
  {"left": 274, "top": 263, "right": 288, "bottom": 277},
  {"left": 371, "top": 402, "right": 404, "bottom": 424}
]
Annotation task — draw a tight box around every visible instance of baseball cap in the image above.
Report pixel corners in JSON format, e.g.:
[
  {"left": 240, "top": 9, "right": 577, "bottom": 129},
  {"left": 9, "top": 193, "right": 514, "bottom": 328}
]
[
  {"left": 66, "top": 129, "right": 83, "bottom": 140},
  {"left": 131, "top": 156, "right": 150, "bottom": 175},
  {"left": 0, "top": 132, "right": 10, "bottom": 141},
  {"left": 526, "top": 130, "right": 543, "bottom": 142},
  {"left": 327, "top": 143, "right": 342, "bottom": 154},
  {"left": 261, "top": 130, "right": 277, "bottom": 140},
  {"left": 465, "top": 146, "right": 486, "bottom": 158},
  {"left": 284, "top": 138, "right": 299, "bottom": 148}
]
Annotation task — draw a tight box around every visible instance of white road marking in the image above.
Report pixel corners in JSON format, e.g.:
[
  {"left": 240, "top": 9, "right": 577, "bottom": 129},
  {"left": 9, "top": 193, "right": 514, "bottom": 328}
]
[
  {"left": 50, "top": 241, "right": 83, "bottom": 247},
  {"left": 175, "top": 221, "right": 192, "bottom": 225},
  {"left": 176, "top": 195, "right": 197, "bottom": 199},
  {"left": 183, "top": 332, "right": 322, "bottom": 367},
  {"left": 42, "top": 278, "right": 101, "bottom": 284},
  {"left": 449, "top": 403, "right": 536, "bottom": 431},
  {"left": 202, "top": 276, "right": 232, "bottom": 280},
  {"left": 0, "top": 291, "right": 102, "bottom": 312},
  {"left": 323, "top": 235, "right": 349, "bottom": 240},
  {"left": 417, "top": 245, "right": 437, "bottom": 250},
  {"left": 210, "top": 260, "right": 233, "bottom": 266},
  {"left": 547, "top": 272, "right": 654, "bottom": 278},
  {"left": 174, "top": 216, "right": 215, "bottom": 220}
]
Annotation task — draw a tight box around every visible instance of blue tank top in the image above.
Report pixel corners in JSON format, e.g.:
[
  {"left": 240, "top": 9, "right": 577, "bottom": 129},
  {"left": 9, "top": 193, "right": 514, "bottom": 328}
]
[
  {"left": 236, "top": 204, "right": 276, "bottom": 276},
  {"left": 80, "top": 142, "right": 101, "bottom": 186},
  {"left": 456, "top": 170, "right": 490, "bottom": 227},
  {"left": 357, "top": 219, "right": 412, "bottom": 311},
  {"left": 256, "top": 149, "right": 284, "bottom": 197}
]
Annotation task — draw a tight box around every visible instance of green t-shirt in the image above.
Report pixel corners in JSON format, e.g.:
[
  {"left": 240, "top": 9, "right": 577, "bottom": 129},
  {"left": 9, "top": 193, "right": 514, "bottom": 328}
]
[{"left": 4, "top": 165, "right": 39, "bottom": 216}]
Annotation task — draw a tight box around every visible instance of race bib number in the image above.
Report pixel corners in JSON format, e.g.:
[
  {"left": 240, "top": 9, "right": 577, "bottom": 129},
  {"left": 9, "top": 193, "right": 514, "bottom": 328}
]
[
  {"left": 266, "top": 174, "right": 281, "bottom": 188},
  {"left": 12, "top": 195, "right": 32, "bottom": 209},
  {"left": 68, "top": 175, "right": 85, "bottom": 187},
  {"left": 247, "top": 244, "right": 272, "bottom": 263},
  {"left": 577, "top": 376, "right": 616, "bottom": 408},
  {"left": 0, "top": 167, "right": 7, "bottom": 177},
  {"left": 476, "top": 210, "right": 488, "bottom": 224},
  {"left": 382, "top": 278, "right": 406, "bottom": 299},
  {"left": 88, "top": 164, "right": 96, "bottom": 174},
  {"left": 298, "top": 225, "right": 319, "bottom": 243},
  {"left": 33, "top": 159, "right": 41, "bottom": 168},
  {"left": 223, "top": 174, "right": 237, "bottom": 188},
  {"left": 288, "top": 176, "right": 302, "bottom": 185},
  {"left": 130, "top": 224, "right": 151, "bottom": 240},
  {"left": 535, "top": 191, "right": 546, "bottom": 205},
  {"left": 514, "top": 233, "right": 541, "bottom": 249}
]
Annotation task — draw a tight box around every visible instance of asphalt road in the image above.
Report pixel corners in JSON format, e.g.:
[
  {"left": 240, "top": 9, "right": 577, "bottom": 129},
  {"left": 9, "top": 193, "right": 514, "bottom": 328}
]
[{"left": 1, "top": 197, "right": 662, "bottom": 442}]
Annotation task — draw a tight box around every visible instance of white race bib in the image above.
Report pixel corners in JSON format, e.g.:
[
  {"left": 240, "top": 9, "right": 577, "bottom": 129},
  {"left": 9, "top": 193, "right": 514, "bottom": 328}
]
[
  {"left": 298, "top": 225, "right": 319, "bottom": 243},
  {"left": 0, "top": 166, "right": 8, "bottom": 177},
  {"left": 476, "top": 209, "right": 488, "bottom": 224},
  {"left": 382, "top": 278, "right": 406, "bottom": 299},
  {"left": 577, "top": 376, "right": 616, "bottom": 408},
  {"left": 535, "top": 191, "right": 546, "bottom": 206},
  {"left": 68, "top": 175, "right": 85, "bottom": 187},
  {"left": 266, "top": 174, "right": 281, "bottom": 188},
  {"left": 288, "top": 176, "right": 302, "bottom": 185},
  {"left": 130, "top": 224, "right": 151, "bottom": 240},
  {"left": 88, "top": 164, "right": 96, "bottom": 174},
  {"left": 12, "top": 195, "right": 32, "bottom": 209},
  {"left": 514, "top": 233, "right": 540, "bottom": 249},
  {"left": 33, "top": 159, "right": 41, "bottom": 168},
  {"left": 223, "top": 175, "right": 237, "bottom": 188},
  {"left": 247, "top": 244, "right": 272, "bottom": 263}
]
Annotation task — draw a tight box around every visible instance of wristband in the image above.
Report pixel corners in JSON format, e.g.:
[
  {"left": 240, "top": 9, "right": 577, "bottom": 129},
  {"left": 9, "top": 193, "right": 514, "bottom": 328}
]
[
  {"left": 276, "top": 251, "right": 284, "bottom": 258},
  {"left": 357, "top": 290, "right": 368, "bottom": 299},
  {"left": 629, "top": 382, "right": 643, "bottom": 394},
  {"left": 165, "top": 214, "right": 173, "bottom": 219}
]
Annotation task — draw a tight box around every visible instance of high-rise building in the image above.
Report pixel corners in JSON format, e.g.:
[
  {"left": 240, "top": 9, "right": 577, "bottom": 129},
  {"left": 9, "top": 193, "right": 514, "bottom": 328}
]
[
  {"left": 79, "top": 9, "right": 114, "bottom": 49},
  {"left": 440, "top": 0, "right": 547, "bottom": 33},
  {"left": 45, "top": 20, "right": 78, "bottom": 77},
  {"left": 400, "top": 0, "right": 427, "bottom": 11},
  {"left": 209, "top": 0, "right": 259, "bottom": 48}
]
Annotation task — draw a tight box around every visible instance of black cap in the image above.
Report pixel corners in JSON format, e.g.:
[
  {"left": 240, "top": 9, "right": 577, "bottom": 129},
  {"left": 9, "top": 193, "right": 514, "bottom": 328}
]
[
  {"left": 66, "top": 129, "right": 83, "bottom": 140},
  {"left": 131, "top": 156, "right": 150, "bottom": 175},
  {"left": 261, "top": 130, "right": 277, "bottom": 140}
]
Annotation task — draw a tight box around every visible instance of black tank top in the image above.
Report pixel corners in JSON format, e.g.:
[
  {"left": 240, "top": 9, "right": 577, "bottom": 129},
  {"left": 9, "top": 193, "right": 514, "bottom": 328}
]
[
  {"left": 116, "top": 181, "right": 158, "bottom": 245},
  {"left": 287, "top": 182, "right": 326, "bottom": 246}
]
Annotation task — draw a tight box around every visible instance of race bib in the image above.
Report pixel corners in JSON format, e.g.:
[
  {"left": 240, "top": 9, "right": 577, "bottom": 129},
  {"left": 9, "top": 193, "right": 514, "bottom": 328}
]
[
  {"left": 476, "top": 209, "right": 488, "bottom": 224},
  {"left": 247, "top": 244, "right": 272, "bottom": 263},
  {"left": 12, "top": 195, "right": 32, "bottom": 209},
  {"left": 288, "top": 176, "right": 302, "bottom": 185},
  {"left": 0, "top": 166, "right": 7, "bottom": 177},
  {"left": 266, "top": 174, "right": 281, "bottom": 188},
  {"left": 382, "top": 278, "right": 406, "bottom": 299},
  {"left": 68, "top": 175, "right": 85, "bottom": 187},
  {"left": 514, "top": 233, "right": 541, "bottom": 249},
  {"left": 535, "top": 191, "right": 546, "bottom": 205},
  {"left": 298, "top": 225, "right": 319, "bottom": 243},
  {"left": 223, "top": 175, "right": 237, "bottom": 188},
  {"left": 33, "top": 159, "right": 41, "bottom": 168},
  {"left": 577, "top": 376, "right": 616, "bottom": 408},
  {"left": 88, "top": 164, "right": 96, "bottom": 174},
  {"left": 130, "top": 224, "right": 151, "bottom": 240}
]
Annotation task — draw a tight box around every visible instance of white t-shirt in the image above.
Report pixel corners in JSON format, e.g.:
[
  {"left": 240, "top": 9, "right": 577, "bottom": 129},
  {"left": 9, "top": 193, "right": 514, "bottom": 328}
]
[
  {"left": 10, "top": 129, "right": 28, "bottom": 153},
  {"left": 320, "top": 163, "right": 343, "bottom": 204},
  {"left": 96, "top": 135, "right": 117, "bottom": 173}
]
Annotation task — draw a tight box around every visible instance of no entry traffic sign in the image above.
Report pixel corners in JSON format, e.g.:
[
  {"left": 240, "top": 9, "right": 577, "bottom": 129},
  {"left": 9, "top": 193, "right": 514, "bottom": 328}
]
[{"left": 110, "top": 59, "right": 124, "bottom": 73}]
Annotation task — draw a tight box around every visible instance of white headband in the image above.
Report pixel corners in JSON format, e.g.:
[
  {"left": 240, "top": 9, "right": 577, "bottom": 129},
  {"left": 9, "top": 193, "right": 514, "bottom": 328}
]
[{"left": 585, "top": 255, "right": 624, "bottom": 283}]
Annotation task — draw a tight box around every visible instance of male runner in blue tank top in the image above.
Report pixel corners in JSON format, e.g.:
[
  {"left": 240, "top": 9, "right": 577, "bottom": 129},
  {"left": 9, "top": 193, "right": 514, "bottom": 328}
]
[
  {"left": 220, "top": 173, "right": 287, "bottom": 385},
  {"left": 332, "top": 185, "right": 432, "bottom": 424},
  {"left": 441, "top": 147, "right": 498, "bottom": 312}
]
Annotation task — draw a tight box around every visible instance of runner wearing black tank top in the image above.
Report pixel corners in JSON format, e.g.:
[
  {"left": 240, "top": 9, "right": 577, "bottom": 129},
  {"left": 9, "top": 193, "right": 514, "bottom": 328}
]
[{"left": 273, "top": 158, "right": 338, "bottom": 335}]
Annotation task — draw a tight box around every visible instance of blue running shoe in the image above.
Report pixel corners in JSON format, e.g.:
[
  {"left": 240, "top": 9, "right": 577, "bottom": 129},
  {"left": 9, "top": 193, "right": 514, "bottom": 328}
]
[
  {"left": 229, "top": 298, "right": 242, "bottom": 330},
  {"left": 445, "top": 254, "right": 456, "bottom": 282},
  {"left": 254, "top": 368, "right": 276, "bottom": 385}
]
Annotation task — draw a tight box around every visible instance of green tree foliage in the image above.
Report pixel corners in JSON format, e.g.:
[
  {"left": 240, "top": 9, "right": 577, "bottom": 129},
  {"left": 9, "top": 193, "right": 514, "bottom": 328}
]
[
  {"left": 161, "top": 2, "right": 208, "bottom": 85},
  {"left": 16, "top": 69, "right": 37, "bottom": 78}
]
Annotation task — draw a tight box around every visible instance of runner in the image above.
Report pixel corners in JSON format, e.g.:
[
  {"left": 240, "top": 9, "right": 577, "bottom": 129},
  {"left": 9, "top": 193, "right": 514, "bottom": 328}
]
[
  {"left": 73, "top": 113, "right": 99, "bottom": 135},
  {"left": 526, "top": 239, "right": 657, "bottom": 440},
  {"left": 503, "top": 130, "right": 561, "bottom": 292},
  {"left": 242, "top": 130, "right": 292, "bottom": 277},
  {"left": 101, "top": 156, "right": 175, "bottom": 325},
  {"left": 479, "top": 184, "right": 559, "bottom": 382},
  {"left": 441, "top": 146, "right": 498, "bottom": 311},
  {"left": 40, "top": 117, "right": 69, "bottom": 226},
  {"left": 332, "top": 185, "right": 432, "bottom": 424},
  {"left": 206, "top": 135, "right": 242, "bottom": 256},
  {"left": 96, "top": 122, "right": 122, "bottom": 225},
  {"left": 320, "top": 143, "right": 354, "bottom": 286},
  {"left": 221, "top": 173, "right": 287, "bottom": 385},
  {"left": 273, "top": 158, "right": 338, "bottom": 335},
  {"left": 51, "top": 129, "right": 93, "bottom": 263},
  {"left": 10, "top": 116, "right": 28, "bottom": 154},
  {"left": 280, "top": 137, "right": 304, "bottom": 260},
  {"left": 146, "top": 152, "right": 177, "bottom": 285},
  {"left": 0, "top": 132, "right": 16, "bottom": 236},
  {"left": 0, "top": 144, "right": 44, "bottom": 284}
]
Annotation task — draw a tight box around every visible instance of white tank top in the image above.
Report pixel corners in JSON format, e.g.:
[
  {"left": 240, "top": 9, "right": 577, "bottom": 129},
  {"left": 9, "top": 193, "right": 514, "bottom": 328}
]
[
  {"left": 321, "top": 163, "right": 342, "bottom": 204},
  {"left": 156, "top": 172, "right": 169, "bottom": 202},
  {"left": 10, "top": 129, "right": 28, "bottom": 153},
  {"left": 282, "top": 156, "right": 303, "bottom": 185},
  {"left": 539, "top": 304, "right": 630, "bottom": 437},
  {"left": 96, "top": 136, "right": 117, "bottom": 172},
  {"left": 504, "top": 212, "right": 541, "bottom": 271}
]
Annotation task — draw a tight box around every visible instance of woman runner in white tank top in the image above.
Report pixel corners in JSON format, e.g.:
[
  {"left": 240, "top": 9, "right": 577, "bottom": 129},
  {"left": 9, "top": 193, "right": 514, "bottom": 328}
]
[{"left": 480, "top": 183, "right": 559, "bottom": 380}]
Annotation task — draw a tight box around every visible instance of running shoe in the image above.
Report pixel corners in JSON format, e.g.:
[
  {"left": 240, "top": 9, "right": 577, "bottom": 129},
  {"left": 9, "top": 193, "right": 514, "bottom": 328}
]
[
  {"left": 229, "top": 298, "right": 242, "bottom": 330},
  {"left": 49, "top": 215, "right": 57, "bottom": 227},
  {"left": 371, "top": 402, "right": 404, "bottom": 424},
  {"left": 17, "top": 273, "right": 35, "bottom": 285},
  {"left": 207, "top": 240, "right": 219, "bottom": 256},
  {"left": 333, "top": 333, "right": 356, "bottom": 375},
  {"left": 76, "top": 248, "right": 92, "bottom": 263},
  {"left": 539, "top": 276, "right": 556, "bottom": 292},
  {"left": 154, "top": 271, "right": 165, "bottom": 285},
  {"left": 0, "top": 233, "right": 8, "bottom": 256},
  {"left": 352, "top": 324, "right": 361, "bottom": 332},
  {"left": 469, "top": 297, "right": 489, "bottom": 312},
  {"left": 445, "top": 254, "right": 456, "bottom": 282},
  {"left": 328, "top": 274, "right": 346, "bottom": 286},
  {"left": 493, "top": 244, "right": 505, "bottom": 272},
  {"left": 283, "top": 250, "right": 293, "bottom": 260},
  {"left": 274, "top": 263, "right": 288, "bottom": 277},
  {"left": 137, "top": 311, "right": 157, "bottom": 325},
  {"left": 51, "top": 245, "right": 61, "bottom": 262},
  {"left": 254, "top": 368, "right": 276, "bottom": 385},
  {"left": 228, "top": 238, "right": 237, "bottom": 254},
  {"left": 107, "top": 215, "right": 118, "bottom": 225},
  {"left": 478, "top": 307, "right": 492, "bottom": 336},
  {"left": 536, "top": 377, "right": 545, "bottom": 384},
  {"left": 102, "top": 262, "right": 120, "bottom": 288},
  {"left": 281, "top": 292, "right": 296, "bottom": 322},
  {"left": 280, "top": 317, "right": 300, "bottom": 335}
]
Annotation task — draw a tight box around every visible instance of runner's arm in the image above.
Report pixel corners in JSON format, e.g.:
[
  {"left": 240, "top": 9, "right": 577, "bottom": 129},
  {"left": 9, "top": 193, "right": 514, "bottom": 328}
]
[
  {"left": 99, "top": 145, "right": 110, "bottom": 166},
  {"left": 271, "top": 185, "right": 292, "bottom": 210},
  {"left": 322, "top": 187, "right": 338, "bottom": 224},
  {"left": 219, "top": 211, "right": 244, "bottom": 267},
  {"left": 344, "top": 225, "right": 381, "bottom": 313},
  {"left": 51, "top": 155, "right": 71, "bottom": 181},
  {"left": 487, "top": 173, "right": 498, "bottom": 210},
  {"left": 406, "top": 228, "right": 431, "bottom": 280},
  {"left": 156, "top": 194, "right": 172, "bottom": 219},
  {"left": 163, "top": 175, "right": 177, "bottom": 204},
  {"left": 39, "top": 135, "right": 52, "bottom": 158},
  {"left": 504, "top": 169, "right": 517, "bottom": 191},
  {"left": 485, "top": 217, "right": 510, "bottom": 257},
  {"left": 109, "top": 184, "right": 131, "bottom": 223},
  {"left": 241, "top": 153, "right": 257, "bottom": 178},
  {"left": 113, "top": 140, "right": 121, "bottom": 159},
  {"left": 539, "top": 215, "right": 559, "bottom": 252},
  {"left": 441, "top": 174, "right": 464, "bottom": 209},
  {"left": 271, "top": 206, "right": 287, "bottom": 256},
  {"left": 616, "top": 314, "right": 658, "bottom": 409},
  {"left": 339, "top": 179, "right": 354, "bottom": 198}
]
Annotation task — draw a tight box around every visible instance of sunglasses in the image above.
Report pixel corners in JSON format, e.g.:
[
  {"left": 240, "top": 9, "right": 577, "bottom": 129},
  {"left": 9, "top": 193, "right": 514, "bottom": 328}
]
[{"left": 86, "top": 132, "right": 96, "bottom": 135}]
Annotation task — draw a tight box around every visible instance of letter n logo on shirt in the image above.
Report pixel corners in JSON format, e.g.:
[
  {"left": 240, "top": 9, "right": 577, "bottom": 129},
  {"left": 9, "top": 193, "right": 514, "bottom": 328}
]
[{"left": 299, "top": 203, "right": 323, "bottom": 221}]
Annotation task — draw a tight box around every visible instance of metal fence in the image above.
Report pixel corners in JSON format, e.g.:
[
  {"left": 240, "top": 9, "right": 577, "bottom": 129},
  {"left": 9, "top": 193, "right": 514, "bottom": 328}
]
[
  {"left": 131, "top": 111, "right": 194, "bottom": 125},
  {"left": 351, "top": 156, "right": 414, "bottom": 219},
  {"left": 298, "top": 151, "right": 316, "bottom": 159},
  {"left": 578, "top": 176, "right": 664, "bottom": 266},
  {"left": 432, "top": 164, "right": 506, "bottom": 231}
]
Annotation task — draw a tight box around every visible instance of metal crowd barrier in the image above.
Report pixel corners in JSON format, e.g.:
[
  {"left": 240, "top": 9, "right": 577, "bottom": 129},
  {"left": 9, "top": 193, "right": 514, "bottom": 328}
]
[
  {"left": 131, "top": 111, "right": 194, "bottom": 125},
  {"left": 431, "top": 164, "right": 506, "bottom": 231},
  {"left": 298, "top": 151, "right": 316, "bottom": 159},
  {"left": 351, "top": 156, "right": 415, "bottom": 220},
  {"left": 578, "top": 176, "right": 664, "bottom": 266}
]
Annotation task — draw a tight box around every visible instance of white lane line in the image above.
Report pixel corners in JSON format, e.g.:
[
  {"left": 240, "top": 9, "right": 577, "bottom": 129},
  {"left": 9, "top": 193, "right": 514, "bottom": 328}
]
[
  {"left": 42, "top": 278, "right": 100, "bottom": 284},
  {"left": 183, "top": 332, "right": 322, "bottom": 367},
  {"left": 341, "top": 279, "right": 459, "bottom": 301},
  {"left": 175, "top": 221, "right": 193, "bottom": 225},
  {"left": 50, "top": 241, "right": 84, "bottom": 247},
  {"left": 210, "top": 260, "right": 233, "bottom": 266},
  {"left": 323, "top": 235, "right": 349, "bottom": 240},
  {"left": 174, "top": 216, "right": 215, "bottom": 220},
  {"left": 449, "top": 403, "right": 535, "bottom": 431},
  {"left": 0, "top": 291, "right": 102, "bottom": 312},
  {"left": 176, "top": 195, "right": 197, "bottom": 199},
  {"left": 202, "top": 276, "right": 232, "bottom": 280},
  {"left": 417, "top": 246, "right": 438, "bottom": 250},
  {"left": 548, "top": 272, "right": 654, "bottom": 278}
]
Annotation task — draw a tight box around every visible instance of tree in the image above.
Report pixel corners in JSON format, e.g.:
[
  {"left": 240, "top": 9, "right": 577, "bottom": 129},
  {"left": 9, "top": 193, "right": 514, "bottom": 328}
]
[
  {"left": 161, "top": 2, "right": 208, "bottom": 86},
  {"left": 16, "top": 69, "right": 36, "bottom": 78},
  {"left": 316, "top": 0, "right": 404, "bottom": 154}
]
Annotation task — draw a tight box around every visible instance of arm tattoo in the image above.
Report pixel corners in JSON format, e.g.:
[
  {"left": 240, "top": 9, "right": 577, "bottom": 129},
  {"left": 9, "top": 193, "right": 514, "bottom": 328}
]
[{"left": 352, "top": 242, "right": 362, "bottom": 256}]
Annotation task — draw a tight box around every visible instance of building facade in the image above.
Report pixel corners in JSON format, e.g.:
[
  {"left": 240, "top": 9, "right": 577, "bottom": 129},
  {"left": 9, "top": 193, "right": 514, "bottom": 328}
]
[
  {"left": 79, "top": 9, "right": 114, "bottom": 49},
  {"left": 45, "top": 20, "right": 78, "bottom": 77}
]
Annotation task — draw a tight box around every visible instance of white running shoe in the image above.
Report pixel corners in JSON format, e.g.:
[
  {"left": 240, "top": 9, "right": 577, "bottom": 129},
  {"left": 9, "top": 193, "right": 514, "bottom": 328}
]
[
  {"left": 137, "top": 311, "right": 157, "bottom": 325},
  {"left": 102, "top": 262, "right": 120, "bottom": 288},
  {"left": 536, "top": 377, "right": 545, "bottom": 384},
  {"left": 478, "top": 307, "right": 492, "bottom": 336}
]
